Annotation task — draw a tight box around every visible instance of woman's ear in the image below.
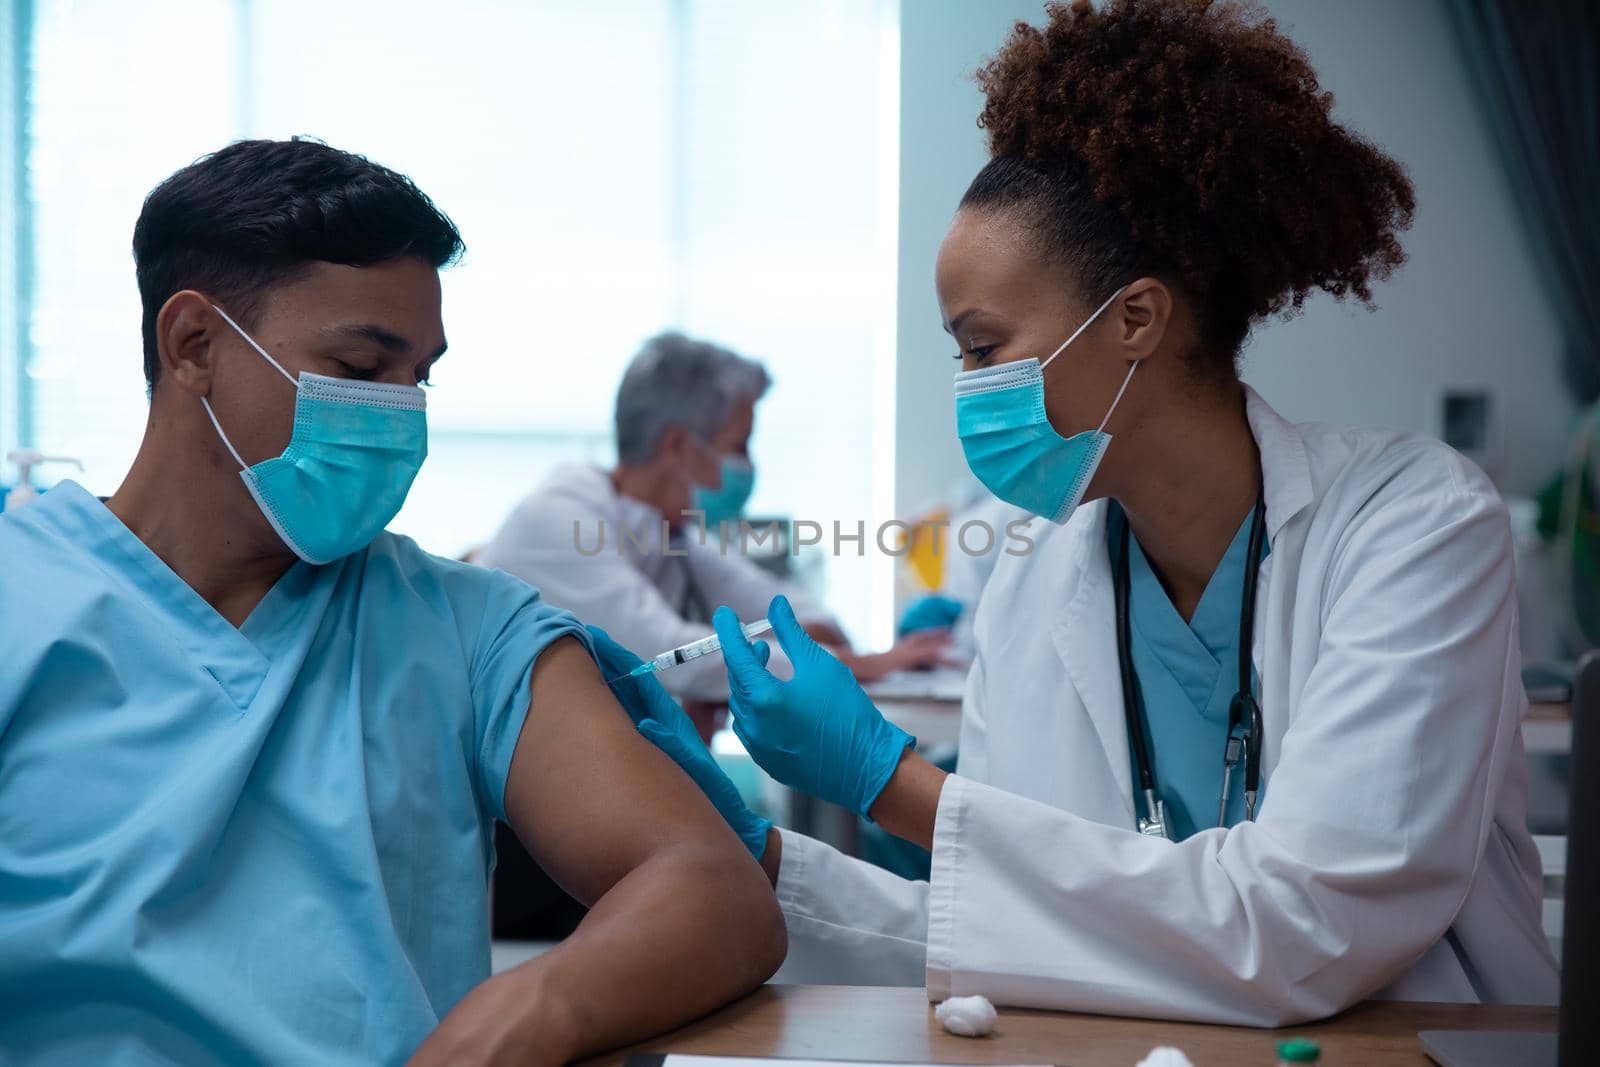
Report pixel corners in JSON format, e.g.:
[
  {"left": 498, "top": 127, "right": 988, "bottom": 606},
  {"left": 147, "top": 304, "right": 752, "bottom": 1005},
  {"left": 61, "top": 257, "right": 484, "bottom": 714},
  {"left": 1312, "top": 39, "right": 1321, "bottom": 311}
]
[
  {"left": 1115, "top": 277, "right": 1173, "bottom": 362},
  {"left": 156, "top": 290, "right": 222, "bottom": 397}
]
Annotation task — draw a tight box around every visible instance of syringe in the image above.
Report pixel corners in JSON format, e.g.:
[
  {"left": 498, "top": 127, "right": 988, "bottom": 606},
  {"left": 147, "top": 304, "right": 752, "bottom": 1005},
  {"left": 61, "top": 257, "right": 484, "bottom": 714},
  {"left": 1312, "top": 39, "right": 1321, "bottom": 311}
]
[{"left": 611, "top": 619, "right": 775, "bottom": 682}]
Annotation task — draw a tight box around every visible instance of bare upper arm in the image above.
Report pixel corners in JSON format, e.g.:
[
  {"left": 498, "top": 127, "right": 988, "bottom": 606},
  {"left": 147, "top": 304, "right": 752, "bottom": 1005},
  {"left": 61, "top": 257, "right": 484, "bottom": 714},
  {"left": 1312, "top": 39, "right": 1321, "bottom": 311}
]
[{"left": 500, "top": 636, "right": 749, "bottom": 905}]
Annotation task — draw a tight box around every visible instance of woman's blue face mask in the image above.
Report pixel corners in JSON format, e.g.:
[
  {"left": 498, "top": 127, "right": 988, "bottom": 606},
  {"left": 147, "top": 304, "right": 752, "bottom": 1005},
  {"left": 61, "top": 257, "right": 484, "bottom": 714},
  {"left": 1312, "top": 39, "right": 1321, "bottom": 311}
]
[{"left": 953, "top": 286, "right": 1132, "bottom": 524}]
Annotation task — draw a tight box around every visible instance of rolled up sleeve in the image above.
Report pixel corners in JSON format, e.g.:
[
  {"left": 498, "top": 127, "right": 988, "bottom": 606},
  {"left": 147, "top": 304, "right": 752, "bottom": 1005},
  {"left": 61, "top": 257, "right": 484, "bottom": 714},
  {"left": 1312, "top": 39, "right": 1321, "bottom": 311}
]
[{"left": 469, "top": 575, "right": 594, "bottom": 822}]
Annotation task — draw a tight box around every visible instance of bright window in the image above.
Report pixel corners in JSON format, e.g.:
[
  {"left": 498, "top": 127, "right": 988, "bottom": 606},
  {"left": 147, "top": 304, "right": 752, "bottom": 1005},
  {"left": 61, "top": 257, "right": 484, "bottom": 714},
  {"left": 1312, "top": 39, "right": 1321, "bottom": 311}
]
[{"left": 6, "top": 0, "right": 899, "bottom": 642}]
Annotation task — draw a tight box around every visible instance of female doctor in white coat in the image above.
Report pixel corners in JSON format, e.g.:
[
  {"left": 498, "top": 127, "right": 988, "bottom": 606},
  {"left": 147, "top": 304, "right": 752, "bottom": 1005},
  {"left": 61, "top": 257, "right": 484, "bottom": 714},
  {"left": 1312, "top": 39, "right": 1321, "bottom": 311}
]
[{"left": 595, "top": 0, "right": 1559, "bottom": 1026}]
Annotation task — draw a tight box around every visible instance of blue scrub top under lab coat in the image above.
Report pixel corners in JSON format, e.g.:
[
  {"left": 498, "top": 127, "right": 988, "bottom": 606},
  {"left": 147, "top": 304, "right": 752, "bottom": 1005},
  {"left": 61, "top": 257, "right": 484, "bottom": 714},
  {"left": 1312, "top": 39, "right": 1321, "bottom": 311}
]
[
  {"left": 1109, "top": 503, "right": 1268, "bottom": 841},
  {"left": 0, "top": 482, "right": 593, "bottom": 1065}
]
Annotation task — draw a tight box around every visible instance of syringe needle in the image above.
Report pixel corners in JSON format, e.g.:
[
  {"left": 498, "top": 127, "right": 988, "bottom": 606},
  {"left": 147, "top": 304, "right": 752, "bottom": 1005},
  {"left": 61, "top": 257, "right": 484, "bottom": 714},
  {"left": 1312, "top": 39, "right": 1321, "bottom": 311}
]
[
  {"left": 603, "top": 661, "right": 657, "bottom": 685},
  {"left": 602, "top": 617, "right": 773, "bottom": 686}
]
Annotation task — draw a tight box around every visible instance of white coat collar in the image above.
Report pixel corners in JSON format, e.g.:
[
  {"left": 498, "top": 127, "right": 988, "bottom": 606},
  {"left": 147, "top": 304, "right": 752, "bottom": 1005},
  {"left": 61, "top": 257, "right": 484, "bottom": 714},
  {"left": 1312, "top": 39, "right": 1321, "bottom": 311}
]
[
  {"left": 1044, "top": 499, "right": 1136, "bottom": 821},
  {"left": 1044, "top": 387, "right": 1311, "bottom": 817},
  {"left": 1245, "top": 385, "right": 1314, "bottom": 543}
]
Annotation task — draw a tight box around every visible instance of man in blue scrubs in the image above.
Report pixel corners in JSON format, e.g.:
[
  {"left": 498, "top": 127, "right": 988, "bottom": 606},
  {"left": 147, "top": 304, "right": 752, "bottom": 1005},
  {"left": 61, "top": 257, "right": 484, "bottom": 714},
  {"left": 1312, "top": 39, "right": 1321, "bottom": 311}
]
[{"left": 0, "top": 139, "right": 785, "bottom": 1066}]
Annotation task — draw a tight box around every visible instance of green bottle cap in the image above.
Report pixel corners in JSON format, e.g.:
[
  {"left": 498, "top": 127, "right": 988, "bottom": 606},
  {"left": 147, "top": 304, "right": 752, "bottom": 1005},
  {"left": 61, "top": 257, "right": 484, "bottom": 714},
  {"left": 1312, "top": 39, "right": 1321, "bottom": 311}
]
[{"left": 1276, "top": 1037, "right": 1321, "bottom": 1062}]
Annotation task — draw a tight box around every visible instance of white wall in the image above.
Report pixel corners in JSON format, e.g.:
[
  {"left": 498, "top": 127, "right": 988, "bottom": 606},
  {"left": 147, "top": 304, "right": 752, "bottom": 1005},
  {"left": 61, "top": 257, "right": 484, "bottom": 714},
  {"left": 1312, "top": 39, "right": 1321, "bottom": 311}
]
[
  {"left": 1240, "top": 0, "right": 1568, "bottom": 495},
  {"left": 895, "top": 0, "right": 1569, "bottom": 517},
  {"left": 894, "top": 0, "right": 1044, "bottom": 522}
]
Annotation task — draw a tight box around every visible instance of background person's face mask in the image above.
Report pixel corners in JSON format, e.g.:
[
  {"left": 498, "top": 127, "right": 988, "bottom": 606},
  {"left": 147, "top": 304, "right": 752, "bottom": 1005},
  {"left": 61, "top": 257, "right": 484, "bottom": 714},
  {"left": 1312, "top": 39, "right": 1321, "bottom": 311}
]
[
  {"left": 953, "top": 286, "right": 1131, "bottom": 524},
  {"left": 201, "top": 306, "right": 429, "bottom": 564},
  {"left": 693, "top": 454, "right": 755, "bottom": 526}
]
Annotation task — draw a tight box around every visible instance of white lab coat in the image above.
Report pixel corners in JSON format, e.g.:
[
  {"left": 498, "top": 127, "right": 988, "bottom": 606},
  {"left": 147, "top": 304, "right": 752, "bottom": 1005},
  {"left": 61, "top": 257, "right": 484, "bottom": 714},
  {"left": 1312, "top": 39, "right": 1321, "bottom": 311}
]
[
  {"left": 938, "top": 495, "right": 1035, "bottom": 662},
  {"left": 773, "top": 388, "right": 1559, "bottom": 1025},
  {"left": 478, "top": 464, "right": 827, "bottom": 701}
]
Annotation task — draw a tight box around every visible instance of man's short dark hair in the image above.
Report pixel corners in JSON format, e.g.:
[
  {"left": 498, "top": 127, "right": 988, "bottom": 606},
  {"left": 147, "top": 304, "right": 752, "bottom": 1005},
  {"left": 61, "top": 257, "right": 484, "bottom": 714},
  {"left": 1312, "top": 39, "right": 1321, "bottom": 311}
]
[{"left": 132, "top": 137, "right": 464, "bottom": 387}]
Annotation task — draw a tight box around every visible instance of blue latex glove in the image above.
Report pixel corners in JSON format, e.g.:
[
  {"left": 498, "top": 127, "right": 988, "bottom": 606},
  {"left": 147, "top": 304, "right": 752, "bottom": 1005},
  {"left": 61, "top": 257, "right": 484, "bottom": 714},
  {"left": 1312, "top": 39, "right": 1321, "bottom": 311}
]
[
  {"left": 715, "top": 596, "right": 915, "bottom": 817},
  {"left": 897, "top": 594, "right": 964, "bottom": 635},
  {"left": 587, "top": 626, "right": 773, "bottom": 860}
]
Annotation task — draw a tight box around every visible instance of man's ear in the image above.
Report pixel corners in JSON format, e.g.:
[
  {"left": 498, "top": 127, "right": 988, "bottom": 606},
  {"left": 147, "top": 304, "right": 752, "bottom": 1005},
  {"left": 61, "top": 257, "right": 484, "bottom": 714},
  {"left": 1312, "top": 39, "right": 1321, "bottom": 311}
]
[
  {"left": 656, "top": 424, "right": 692, "bottom": 465},
  {"left": 156, "top": 290, "right": 223, "bottom": 397},
  {"left": 1115, "top": 277, "right": 1173, "bottom": 363}
]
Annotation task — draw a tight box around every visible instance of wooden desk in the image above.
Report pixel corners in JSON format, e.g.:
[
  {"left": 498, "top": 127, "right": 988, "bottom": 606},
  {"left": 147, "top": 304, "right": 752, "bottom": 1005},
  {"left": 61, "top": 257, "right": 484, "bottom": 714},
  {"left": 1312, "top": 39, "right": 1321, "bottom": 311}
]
[{"left": 589, "top": 985, "right": 1555, "bottom": 1067}]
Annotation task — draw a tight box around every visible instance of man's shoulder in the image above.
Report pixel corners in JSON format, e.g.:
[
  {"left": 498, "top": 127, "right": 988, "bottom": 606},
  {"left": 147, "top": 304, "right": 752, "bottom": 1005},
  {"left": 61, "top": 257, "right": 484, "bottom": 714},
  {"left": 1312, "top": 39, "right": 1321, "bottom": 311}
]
[
  {"left": 480, "top": 465, "right": 620, "bottom": 564},
  {"left": 361, "top": 531, "right": 579, "bottom": 642},
  {"left": 0, "top": 497, "right": 109, "bottom": 616},
  {"left": 361, "top": 534, "right": 591, "bottom": 694},
  {"left": 363, "top": 531, "right": 533, "bottom": 603},
  {"left": 513, "top": 464, "right": 616, "bottom": 519},
  {"left": 0, "top": 506, "right": 36, "bottom": 557}
]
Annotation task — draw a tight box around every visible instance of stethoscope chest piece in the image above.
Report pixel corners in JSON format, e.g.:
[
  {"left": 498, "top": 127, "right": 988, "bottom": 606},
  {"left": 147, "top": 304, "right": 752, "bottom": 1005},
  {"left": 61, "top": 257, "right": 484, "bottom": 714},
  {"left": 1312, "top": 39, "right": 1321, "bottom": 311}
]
[{"left": 1138, "top": 791, "right": 1172, "bottom": 840}]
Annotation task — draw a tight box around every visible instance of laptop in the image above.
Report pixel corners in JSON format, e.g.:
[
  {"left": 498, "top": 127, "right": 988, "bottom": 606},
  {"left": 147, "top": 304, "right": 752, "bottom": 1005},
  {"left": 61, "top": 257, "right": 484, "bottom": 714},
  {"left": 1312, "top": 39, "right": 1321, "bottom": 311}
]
[{"left": 1420, "top": 650, "right": 1597, "bottom": 1066}]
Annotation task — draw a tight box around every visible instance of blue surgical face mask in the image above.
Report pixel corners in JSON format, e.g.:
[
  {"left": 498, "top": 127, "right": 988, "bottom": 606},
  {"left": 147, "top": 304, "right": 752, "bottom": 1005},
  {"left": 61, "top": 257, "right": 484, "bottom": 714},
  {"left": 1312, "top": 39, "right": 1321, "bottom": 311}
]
[
  {"left": 693, "top": 454, "right": 755, "bottom": 526},
  {"left": 953, "top": 286, "right": 1132, "bottom": 524},
  {"left": 201, "top": 306, "right": 429, "bottom": 564}
]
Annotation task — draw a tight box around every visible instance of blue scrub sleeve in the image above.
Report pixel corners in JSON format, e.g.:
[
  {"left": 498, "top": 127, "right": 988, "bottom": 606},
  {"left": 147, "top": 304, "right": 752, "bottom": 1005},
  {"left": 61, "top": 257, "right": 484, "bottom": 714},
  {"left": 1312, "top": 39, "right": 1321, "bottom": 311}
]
[{"left": 469, "top": 576, "right": 595, "bottom": 823}]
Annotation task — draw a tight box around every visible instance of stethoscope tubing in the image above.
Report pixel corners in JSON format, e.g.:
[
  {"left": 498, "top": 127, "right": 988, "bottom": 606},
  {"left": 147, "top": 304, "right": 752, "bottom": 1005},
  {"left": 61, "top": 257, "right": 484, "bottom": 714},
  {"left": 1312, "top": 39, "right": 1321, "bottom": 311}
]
[{"left": 1114, "top": 487, "right": 1267, "bottom": 835}]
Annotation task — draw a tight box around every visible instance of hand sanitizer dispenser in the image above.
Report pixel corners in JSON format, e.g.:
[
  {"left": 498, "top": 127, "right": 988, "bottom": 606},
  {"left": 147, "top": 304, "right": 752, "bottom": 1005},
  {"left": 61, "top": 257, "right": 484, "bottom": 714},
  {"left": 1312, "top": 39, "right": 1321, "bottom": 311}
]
[{"left": 3, "top": 450, "right": 84, "bottom": 512}]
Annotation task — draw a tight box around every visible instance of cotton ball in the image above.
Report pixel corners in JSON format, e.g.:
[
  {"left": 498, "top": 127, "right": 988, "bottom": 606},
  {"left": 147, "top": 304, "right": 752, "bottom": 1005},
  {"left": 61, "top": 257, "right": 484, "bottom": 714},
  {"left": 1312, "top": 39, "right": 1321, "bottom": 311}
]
[
  {"left": 1134, "top": 1047, "right": 1195, "bottom": 1067},
  {"left": 935, "top": 994, "right": 997, "bottom": 1037}
]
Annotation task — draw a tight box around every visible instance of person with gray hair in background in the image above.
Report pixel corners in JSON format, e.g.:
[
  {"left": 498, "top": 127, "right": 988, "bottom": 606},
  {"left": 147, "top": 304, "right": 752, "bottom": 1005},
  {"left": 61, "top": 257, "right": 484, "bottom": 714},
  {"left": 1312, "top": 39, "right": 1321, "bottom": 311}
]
[{"left": 480, "top": 331, "right": 950, "bottom": 741}]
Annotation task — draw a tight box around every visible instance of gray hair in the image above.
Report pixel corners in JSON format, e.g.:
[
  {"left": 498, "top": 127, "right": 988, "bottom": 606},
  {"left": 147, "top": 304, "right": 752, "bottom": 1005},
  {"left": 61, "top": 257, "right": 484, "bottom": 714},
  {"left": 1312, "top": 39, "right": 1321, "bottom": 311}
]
[{"left": 614, "top": 332, "right": 771, "bottom": 464}]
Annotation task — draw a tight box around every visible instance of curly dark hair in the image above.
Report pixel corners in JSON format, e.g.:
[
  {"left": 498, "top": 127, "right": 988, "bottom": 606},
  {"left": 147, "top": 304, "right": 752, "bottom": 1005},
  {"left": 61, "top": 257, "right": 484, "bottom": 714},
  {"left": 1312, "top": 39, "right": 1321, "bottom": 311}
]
[{"left": 964, "top": 0, "right": 1415, "bottom": 372}]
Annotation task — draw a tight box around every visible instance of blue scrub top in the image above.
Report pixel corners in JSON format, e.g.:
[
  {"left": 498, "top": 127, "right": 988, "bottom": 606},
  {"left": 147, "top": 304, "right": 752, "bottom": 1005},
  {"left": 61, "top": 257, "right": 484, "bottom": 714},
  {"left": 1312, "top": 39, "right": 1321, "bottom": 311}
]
[
  {"left": 1109, "top": 503, "right": 1268, "bottom": 841},
  {"left": 0, "top": 482, "right": 592, "bottom": 1065}
]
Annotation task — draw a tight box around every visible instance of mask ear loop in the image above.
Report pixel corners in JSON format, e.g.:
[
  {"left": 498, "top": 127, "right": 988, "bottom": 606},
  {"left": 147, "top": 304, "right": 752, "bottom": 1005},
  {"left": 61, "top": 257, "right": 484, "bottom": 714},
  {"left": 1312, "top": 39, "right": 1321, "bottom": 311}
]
[
  {"left": 1040, "top": 285, "right": 1128, "bottom": 371},
  {"left": 201, "top": 304, "right": 301, "bottom": 472},
  {"left": 201, "top": 397, "right": 250, "bottom": 471},
  {"left": 211, "top": 305, "right": 300, "bottom": 388},
  {"left": 1097, "top": 360, "right": 1140, "bottom": 434}
]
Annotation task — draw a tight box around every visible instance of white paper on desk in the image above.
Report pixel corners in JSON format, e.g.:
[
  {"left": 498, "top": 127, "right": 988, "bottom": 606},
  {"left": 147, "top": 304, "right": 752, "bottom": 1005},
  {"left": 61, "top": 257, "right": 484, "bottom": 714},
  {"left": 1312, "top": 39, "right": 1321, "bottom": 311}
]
[
  {"left": 658, "top": 1058, "right": 1049, "bottom": 1067},
  {"left": 862, "top": 666, "right": 969, "bottom": 702}
]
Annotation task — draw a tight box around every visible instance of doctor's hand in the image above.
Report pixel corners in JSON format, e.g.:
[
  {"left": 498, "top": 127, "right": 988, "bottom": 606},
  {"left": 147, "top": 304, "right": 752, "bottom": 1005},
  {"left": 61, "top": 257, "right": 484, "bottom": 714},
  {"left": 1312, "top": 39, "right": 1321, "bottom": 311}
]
[
  {"left": 587, "top": 626, "right": 773, "bottom": 862},
  {"left": 837, "top": 629, "right": 955, "bottom": 683},
  {"left": 716, "top": 596, "right": 915, "bottom": 817}
]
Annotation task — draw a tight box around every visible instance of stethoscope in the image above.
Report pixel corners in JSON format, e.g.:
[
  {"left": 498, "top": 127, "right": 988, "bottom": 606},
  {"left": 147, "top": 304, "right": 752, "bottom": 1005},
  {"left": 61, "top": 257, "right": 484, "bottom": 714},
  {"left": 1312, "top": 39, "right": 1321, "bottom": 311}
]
[{"left": 1113, "top": 488, "right": 1267, "bottom": 840}]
